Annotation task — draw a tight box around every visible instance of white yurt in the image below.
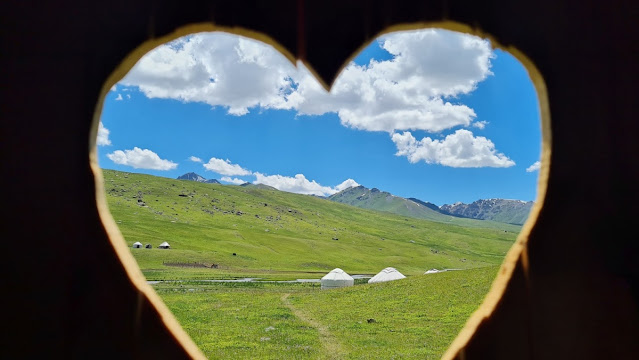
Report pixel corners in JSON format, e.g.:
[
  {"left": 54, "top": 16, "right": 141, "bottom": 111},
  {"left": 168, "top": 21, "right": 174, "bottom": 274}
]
[
  {"left": 132, "top": 242, "right": 142, "bottom": 248},
  {"left": 368, "top": 267, "right": 406, "bottom": 284},
  {"left": 321, "top": 268, "right": 354, "bottom": 290},
  {"left": 158, "top": 241, "right": 171, "bottom": 249}
]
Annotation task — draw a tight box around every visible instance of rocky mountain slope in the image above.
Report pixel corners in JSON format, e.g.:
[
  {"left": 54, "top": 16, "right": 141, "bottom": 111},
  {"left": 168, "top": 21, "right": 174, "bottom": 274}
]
[{"left": 440, "top": 199, "right": 534, "bottom": 225}]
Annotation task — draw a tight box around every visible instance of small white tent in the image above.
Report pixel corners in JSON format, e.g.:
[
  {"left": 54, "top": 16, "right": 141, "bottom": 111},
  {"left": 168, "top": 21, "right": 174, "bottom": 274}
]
[
  {"left": 158, "top": 242, "right": 170, "bottom": 249},
  {"left": 321, "top": 268, "right": 354, "bottom": 290},
  {"left": 424, "top": 268, "right": 460, "bottom": 275},
  {"left": 132, "top": 242, "right": 142, "bottom": 248},
  {"left": 368, "top": 267, "right": 406, "bottom": 284}
]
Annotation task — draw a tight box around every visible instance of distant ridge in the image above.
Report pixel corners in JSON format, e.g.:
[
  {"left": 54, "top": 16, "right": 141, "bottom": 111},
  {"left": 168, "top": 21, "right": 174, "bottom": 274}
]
[
  {"left": 440, "top": 199, "right": 533, "bottom": 225},
  {"left": 240, "top": 182, "right": 278, "bottom": 191},
  {"left": 329, "top": 185, "right": 460, "bottom": 224},
  {"left": 177, "top": 172, "right": 220, "bottom": 184},
  {"left": 407, "top": 198, "right": 441, "bottom": 212},
  {"left": 329, "top": 185, "right": 528, "bottom": 228}
]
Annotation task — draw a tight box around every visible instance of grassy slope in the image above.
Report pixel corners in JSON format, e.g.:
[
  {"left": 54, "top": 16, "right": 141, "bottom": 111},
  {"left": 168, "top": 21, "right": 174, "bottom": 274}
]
[
  {"left": 157, "top": 267, "right": 498, "bottom": 359},
  {"left": 103, "top": 169, "right": 517, "bottom": 279},
  {"left": 328, "top": 187, "right": 523, "bottom": 230}
]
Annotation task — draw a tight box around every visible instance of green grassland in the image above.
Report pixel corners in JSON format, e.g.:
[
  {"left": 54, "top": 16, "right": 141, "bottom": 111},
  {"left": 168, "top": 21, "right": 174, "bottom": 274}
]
[
  {"left": 156, "top": 282, "right": 324, "bottom": 359},
  {"left": 103, "top": 169, "right": 515, "bottom": 358},
  {"left": 103, "top": 169, "right": 518, "bottom": 279},
  {"left": 156, "top": 267, "right": 498, "bottom": 359}
]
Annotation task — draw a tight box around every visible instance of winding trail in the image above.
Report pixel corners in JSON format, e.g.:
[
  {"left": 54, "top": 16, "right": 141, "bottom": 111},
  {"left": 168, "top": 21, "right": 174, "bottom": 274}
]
[{"left": 280, "top": 293, "right": 346, "bottom": 359}]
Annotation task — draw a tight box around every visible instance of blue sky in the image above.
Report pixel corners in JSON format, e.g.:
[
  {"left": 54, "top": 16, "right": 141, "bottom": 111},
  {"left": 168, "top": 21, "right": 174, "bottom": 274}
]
[{"left": 98, "top": 29, "right": 541, "bottom": 205}]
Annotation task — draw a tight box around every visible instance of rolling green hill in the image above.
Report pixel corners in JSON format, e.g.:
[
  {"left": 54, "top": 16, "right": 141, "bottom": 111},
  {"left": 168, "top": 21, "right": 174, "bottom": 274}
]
[
  {"left": 328, "top": 186, "right": 522, "bottom": 231},
  {"left": 103, "top": 169, "right": 518, "bottom": 279}
]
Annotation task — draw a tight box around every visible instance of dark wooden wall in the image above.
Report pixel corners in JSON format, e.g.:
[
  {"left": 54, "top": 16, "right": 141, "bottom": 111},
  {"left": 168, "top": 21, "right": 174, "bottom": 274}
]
[{"left": 2, "top": 1, "right": 637, "bottom": 358}]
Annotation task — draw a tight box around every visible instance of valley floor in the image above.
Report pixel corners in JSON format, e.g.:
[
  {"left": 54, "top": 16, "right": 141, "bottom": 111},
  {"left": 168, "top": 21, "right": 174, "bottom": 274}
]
[{"left": 155, "top": 266, "right": 498, "bottom": 359}]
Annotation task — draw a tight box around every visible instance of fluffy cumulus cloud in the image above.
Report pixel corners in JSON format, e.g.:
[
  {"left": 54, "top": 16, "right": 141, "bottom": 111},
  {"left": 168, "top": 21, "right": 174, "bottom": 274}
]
[
  {"left": 526, "top": 160, "right": 541, "bottom": 172},
  {"left": 391, "top": 129, "right": 515, "bottom": 168},
  {"left": 290, "top": 30, "right": 493, "bottom": 132},
  {"left": 220, "top": 176, "right": 246, "bottom": 185},
  {"left": 203, "top": 157, "right": 252, "bottom": 176},
  {"left": 334, "top": 178, "right": 360, "bottom": 192},
  {"left": 121, "top": 33, "right": 296, "bottom": 116},
  {"left": 97, "top": 122, "right": 111, "bottom": 146},
  {"left": 202, "top": 156, "right": 358, "bottom": 195},
  {"left": 189, "top": 156, "right": 203, "bottom": 162},
  {"left": 121, "top": 30, "right": 493, "bottom": 133},
  {"left": 107, "top": 147, "right": 178, "bottom": 170},
  {"left": 115, "top": 94, "right": 123, "bottom": 101},
  {"left": 122, "top": 30, "right": 514, "bottom": 169},
  {"left": 253, "top": 173, "right": 359, "bottom": 197}
]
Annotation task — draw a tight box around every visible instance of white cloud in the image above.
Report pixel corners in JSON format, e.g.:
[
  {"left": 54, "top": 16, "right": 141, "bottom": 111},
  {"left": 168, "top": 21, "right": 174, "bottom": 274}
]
[
  {"left": 120, "top": 33, "right": 296, "bottom": 116},
  {"left": 121, "top": 30, "right": 494, "bottom": 133},
  {"left": 220, "top": 176, "right": 246, "bottom": 185},
  {"left": 391, "top": 129, "right": 515, "bottom": 168},
  {"left": 126, "top": 94, "right": 131, "bottom": 99},
  {"left": 203, "top": 157, "right": 252, "bottom": 176},
  {"left": 120, "top": 30, "right": 514, "bottom": 169},
  {"left": 115, "top": 94, "right": 123, "bottom": 101},
  {"left": 526, "top": 160, "right": 541, "bottom": 172},
  {"left": 290, "top": 29, "right": 493, "bottom": 132},
  {"left": 201, "top": 156, "right": 358, "bottom": 195},
  {"left": 97, "top": 122, "right": 111, "bottom": 146},
  {"left": 189, "top": 156, "right": 202, "bottom": 162},
  {"left": 254, "top": 173, "right": 358, "bottom": 197},
  {"left": 107, "top": 147, "right": 177, "bottom": 170},
  {"left": 334, "top": 179, "right": 360, "bottom": 192},
  {"left": 110, "top": 85, "right": 117, "bottom": 92}
]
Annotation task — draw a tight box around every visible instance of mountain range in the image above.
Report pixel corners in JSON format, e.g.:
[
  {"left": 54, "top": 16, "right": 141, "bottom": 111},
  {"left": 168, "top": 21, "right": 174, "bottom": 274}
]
[
  {"left": 177, "top": 173, "right": 532, "bottom": 226},
  {"left": 328, "top": 185, "right": 532, "bottom": 226},
  {"left": 440, "top": 199, "right": 534, "bottom": 225}
]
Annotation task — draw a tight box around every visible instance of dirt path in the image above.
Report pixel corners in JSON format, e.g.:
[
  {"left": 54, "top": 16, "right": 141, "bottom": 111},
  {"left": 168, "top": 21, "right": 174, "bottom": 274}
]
[{"left": 281, "top": 293, "right": 346, "bottom": 359}]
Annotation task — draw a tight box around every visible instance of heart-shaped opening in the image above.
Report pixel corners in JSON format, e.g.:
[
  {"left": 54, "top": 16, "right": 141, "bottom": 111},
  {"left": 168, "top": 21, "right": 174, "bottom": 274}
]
[{"left": 94, "top": 26, "right": 546, "bottom": 359}]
